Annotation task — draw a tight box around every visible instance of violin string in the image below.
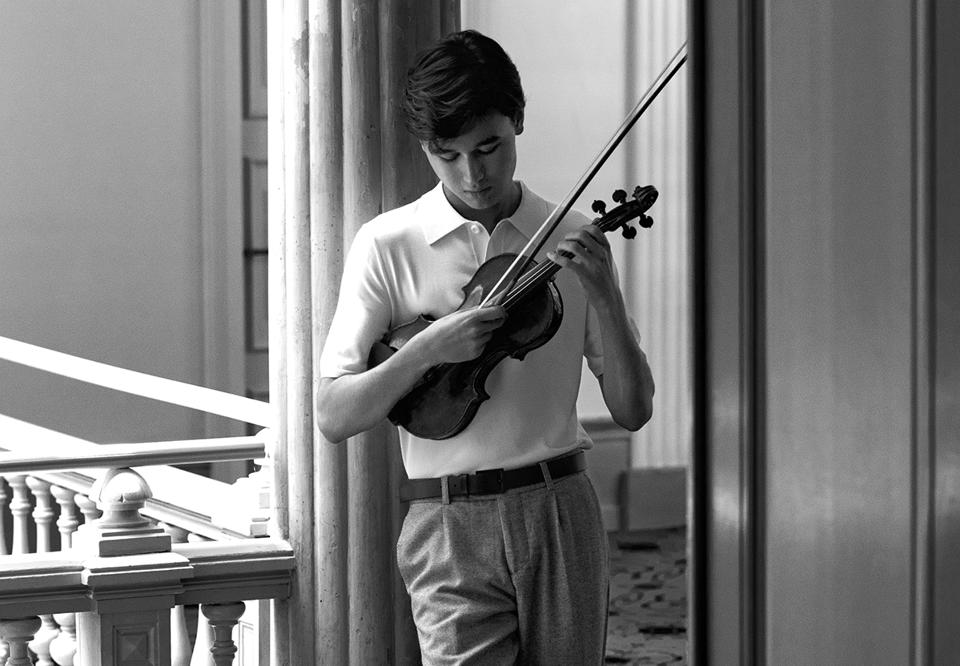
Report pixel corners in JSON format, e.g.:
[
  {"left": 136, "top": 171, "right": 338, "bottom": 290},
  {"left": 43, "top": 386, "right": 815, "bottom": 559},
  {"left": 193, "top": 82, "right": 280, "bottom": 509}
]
[{"left": 499, "top": 217, "right": 621, "bottom": 310}]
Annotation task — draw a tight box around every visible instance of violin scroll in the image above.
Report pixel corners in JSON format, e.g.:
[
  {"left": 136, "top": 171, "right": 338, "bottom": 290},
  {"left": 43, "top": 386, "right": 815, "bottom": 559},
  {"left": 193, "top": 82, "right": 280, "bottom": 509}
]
[{"left": 591, "top": 185, "right": 658, "bottom": 239}]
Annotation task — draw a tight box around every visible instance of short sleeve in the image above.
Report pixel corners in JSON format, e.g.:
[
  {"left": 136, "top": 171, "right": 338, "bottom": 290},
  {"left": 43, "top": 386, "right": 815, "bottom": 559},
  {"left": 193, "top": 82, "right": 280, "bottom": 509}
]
[{"left": 319, "top": 225, "right": 393, "bottom": 378}]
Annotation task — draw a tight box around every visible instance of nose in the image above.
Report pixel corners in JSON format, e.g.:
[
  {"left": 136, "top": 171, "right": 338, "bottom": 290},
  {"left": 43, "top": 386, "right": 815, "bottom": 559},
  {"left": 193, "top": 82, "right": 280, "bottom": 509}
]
[{"left": 463, "top": 155, "right": 485, "bottom": 186}]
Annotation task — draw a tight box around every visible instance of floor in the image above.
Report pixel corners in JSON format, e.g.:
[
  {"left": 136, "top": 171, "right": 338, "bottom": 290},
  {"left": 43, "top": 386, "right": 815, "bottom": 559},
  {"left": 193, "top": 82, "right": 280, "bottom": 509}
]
[{"left": 605, "top": 527, "right": 687, "bottom": 665}]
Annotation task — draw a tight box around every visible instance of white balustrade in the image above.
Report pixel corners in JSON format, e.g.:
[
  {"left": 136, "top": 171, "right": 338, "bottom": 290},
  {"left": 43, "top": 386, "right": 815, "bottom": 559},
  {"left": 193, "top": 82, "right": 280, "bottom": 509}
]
[
  {"left": 73, "top": 493, "right": 101, "bottom": 528},
  {"left": 0, "top": 617, "right": 41, "bottom": 666},
  {"left": 0, "top": 478, "right": 8, "bottom": 555},
  {"left": 190, "top": 614, "right": 215, "bottom": 666},
  {"left": 26, "top": 477, "right": 54, "bottom": 552},
  {"left": 6, "top": 476, "right": 29, "bottom": 556},
  {"left": 162, "top": 523, "right": 193, "bottom": 666},
  {"left": 0, "top": 425, "right": 281, "bottom": 666},
  {"left": 50, "top": 484, "right": 80, "bottom": 666},
  {"left": 25, "top": 477, "right": 58, "bottom": 666},
  {"left": 48, "top": 612, "right": 76, "bottom": 666},
  {"left": 202, "top": 603, "right": 245, "bottom": 666},
  {"left": 51, "top": 485, "right": 79, "bottom": 549}
]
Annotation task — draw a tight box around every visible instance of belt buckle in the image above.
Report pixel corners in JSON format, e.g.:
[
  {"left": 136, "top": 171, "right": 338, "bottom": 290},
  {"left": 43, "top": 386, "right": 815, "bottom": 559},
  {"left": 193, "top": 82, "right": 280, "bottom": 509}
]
[
  {"left": 474, "top": 468, "right": 505, "bottom": 494},
  {"left": 447, "top": 474, "right": 469, "bottom": 497}
]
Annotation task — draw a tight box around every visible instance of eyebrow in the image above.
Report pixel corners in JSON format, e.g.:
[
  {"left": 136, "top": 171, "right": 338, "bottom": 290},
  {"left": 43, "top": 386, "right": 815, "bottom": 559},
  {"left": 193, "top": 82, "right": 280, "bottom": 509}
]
[{"left": 431, "top": 134, "right": 501, "bottom": 154}]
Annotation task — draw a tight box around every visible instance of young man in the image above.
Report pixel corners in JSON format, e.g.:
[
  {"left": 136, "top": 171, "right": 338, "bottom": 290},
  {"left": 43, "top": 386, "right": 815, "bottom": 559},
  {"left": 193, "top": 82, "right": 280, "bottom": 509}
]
[{"left": 317, "top": 29, "right": 654, "bottom": 664}]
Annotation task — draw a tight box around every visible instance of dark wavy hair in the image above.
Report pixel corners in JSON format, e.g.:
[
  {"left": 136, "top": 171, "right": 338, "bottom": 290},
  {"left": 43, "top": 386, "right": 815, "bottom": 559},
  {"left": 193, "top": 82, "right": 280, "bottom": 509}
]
[{"left": 401, "top": 30, "right": 525, "bottom": 147}]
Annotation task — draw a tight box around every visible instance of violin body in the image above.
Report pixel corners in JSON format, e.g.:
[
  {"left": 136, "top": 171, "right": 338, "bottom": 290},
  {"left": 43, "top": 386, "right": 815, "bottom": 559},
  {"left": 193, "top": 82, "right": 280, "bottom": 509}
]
[{"left": 369, "top": 253, "right": 563, "bottom": 440}]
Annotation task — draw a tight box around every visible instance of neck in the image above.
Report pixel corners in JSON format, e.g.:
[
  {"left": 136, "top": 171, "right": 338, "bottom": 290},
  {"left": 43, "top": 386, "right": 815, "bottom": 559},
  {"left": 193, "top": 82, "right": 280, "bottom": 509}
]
[{"left": 444, "top": 182, "right": 522, "bottom": 234}]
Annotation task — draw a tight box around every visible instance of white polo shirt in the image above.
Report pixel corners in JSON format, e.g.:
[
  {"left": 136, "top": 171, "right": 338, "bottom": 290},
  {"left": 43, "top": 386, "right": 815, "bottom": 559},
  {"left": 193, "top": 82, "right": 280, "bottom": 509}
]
[{"left": 319, "top": 181, "right": 608, "bottom": 479}]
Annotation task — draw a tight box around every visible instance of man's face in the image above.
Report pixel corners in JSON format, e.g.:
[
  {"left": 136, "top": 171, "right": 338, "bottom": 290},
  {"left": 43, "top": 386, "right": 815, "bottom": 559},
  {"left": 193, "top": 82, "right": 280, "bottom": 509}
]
[{"left": 421, "top": 112, "right": 519, "bottom": 221}]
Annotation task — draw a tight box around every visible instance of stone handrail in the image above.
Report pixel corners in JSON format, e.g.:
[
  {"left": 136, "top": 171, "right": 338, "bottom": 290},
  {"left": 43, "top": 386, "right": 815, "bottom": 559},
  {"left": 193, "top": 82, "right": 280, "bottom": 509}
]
[
  {"left": 0, "top": 415, "right": 273, "bottom": 540},
  {"left": 0, "top": 335, "right": 271, "bottom": 427},
  {"left": 0, "top": 539, "right": 294, "bottom": 618}
]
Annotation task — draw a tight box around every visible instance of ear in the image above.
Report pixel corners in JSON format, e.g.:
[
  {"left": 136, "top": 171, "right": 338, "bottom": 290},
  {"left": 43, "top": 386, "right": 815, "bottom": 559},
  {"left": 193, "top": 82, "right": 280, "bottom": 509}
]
[{"left": 513, "top": 114, "right": 524, "bottom": 135}]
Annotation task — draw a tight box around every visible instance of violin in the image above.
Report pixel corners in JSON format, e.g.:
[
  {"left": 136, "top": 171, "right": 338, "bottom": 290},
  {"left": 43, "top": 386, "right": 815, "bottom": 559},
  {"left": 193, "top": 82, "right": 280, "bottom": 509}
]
[{"left": 368, "top": 186, "right": 658, "bottom": 440}]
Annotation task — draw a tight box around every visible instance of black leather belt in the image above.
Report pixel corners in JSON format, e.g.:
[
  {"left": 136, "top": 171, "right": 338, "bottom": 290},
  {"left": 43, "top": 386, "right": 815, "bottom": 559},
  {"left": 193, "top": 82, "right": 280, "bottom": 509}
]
[{"left": 400, "top": 451, "right": 586, "bottom": 502}]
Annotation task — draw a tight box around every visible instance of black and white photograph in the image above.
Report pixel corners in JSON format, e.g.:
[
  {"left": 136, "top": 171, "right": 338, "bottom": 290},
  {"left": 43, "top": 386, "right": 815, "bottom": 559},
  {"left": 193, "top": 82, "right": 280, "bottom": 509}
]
[{"left": 0, "top": 1, "right": 956, "bottom": 664}]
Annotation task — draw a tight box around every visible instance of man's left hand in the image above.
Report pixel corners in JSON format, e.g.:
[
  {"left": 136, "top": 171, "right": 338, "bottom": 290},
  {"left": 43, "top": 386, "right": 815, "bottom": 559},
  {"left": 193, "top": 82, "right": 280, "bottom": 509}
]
[{"left": 547, "top": 225, "right": 619, "bottom": 306}]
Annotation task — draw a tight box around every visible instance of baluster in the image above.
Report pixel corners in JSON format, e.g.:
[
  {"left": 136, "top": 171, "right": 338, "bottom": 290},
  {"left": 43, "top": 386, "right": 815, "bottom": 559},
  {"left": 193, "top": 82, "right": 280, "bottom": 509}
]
[
  {"left": 49, "top": 486, "right": 80, "bottom": 666},
  {"left": 48, "top": 613, "right": 75, "bottom": 666},
  {"left": 184, "top": 534, "right": 214, "bottom": 665},
  {"left": 161, "top": 524, "right": 192, "bottom": 666},
  {"left": 51, "top": 485, "right": 80, "bottom": 549},
  {"left": 25, "top": 478, "right": 58, "bottom": 665},
  {"left": 190, "top": 608, "right": 214, "bottom": 666},
  {"left": 201, "top": 603, "right": 245, "bottom": 666},
  {"left": 74, "top": 493, "right": 101, "bottom": 526},
  {"left": 0, "top": 476, "right": 9, "bottom": 555},
  {"left": 0, "top": 617, "right": 42, "bottom": 666},
  {"left": 4, "top": 475, "right": 33, "bottom": 666},
  {"left": 26, "top": 477, "right": 54, "bottom": 552},
  {"left": 6, "top": 476, "right": 30, "bottom": 555},
  {"left": 4, "top": 475, "right": 32, "bottom": 665},
  {"left": 0, "top": 480, "right": 7, "bottom": 665},
  {"left": 0, "top": 478, "right": 9, "bottom": 664}
]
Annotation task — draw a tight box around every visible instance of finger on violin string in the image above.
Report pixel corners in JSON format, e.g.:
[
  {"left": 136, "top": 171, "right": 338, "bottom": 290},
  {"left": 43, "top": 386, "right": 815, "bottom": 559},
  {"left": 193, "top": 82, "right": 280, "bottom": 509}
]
[
  {"left": 547, "top": 248, "right": 579, "bottom": 266},
  {"left": 572, "top": 227, "right": 609, "bottom": 253}
]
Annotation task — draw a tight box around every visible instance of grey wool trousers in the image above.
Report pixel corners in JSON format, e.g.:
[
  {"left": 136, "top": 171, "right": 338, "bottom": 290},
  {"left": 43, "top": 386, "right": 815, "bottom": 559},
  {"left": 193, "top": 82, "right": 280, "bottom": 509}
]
[{"left": 396, "top": 470, "right": 610, "bottom": 665}]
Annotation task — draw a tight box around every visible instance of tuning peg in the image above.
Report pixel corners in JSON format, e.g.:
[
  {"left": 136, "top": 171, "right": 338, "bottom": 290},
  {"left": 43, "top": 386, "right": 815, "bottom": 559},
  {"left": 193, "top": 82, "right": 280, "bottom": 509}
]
[
  {"left": 591, "top": 199, "right": 607, "bottom": 215},
  {"left": 611, "top": 189, "right": 627, "bottom": 204},
  {"left": 639, "top": 214, "right": 654, "bottom": 229},
  {"left": 621, "top": 224, "right": 637, "bottom": 239}
]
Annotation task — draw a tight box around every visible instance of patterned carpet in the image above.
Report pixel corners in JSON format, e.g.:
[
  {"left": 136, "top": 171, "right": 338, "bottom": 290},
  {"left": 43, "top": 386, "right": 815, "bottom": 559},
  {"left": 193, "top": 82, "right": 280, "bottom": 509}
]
[{"left": 605, "top": 528, "right": 687, "bottom": 665}]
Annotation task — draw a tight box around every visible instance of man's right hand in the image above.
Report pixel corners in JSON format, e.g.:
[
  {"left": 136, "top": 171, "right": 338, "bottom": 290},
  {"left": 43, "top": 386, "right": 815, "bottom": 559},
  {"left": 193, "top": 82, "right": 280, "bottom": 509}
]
[{"left": 415, "top": 286, "right": 507, "bottom": 364}]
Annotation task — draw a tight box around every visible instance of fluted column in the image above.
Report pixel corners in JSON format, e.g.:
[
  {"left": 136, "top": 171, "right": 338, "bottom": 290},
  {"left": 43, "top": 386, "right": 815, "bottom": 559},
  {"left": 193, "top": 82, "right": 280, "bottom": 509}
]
[
  {"left": 340, "top": 1, "right": 393, "bottom": 661},
  {"left": 268, "top": 1, "right": 457, "bottom": 663},
  {"left": 627, "top": 0, "right": 690, "bottom": 469}
]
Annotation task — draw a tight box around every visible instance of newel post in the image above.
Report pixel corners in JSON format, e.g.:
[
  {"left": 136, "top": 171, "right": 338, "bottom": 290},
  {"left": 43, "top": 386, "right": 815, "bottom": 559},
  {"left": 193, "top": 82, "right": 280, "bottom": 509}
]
[{"left": 72, "top": 468, "right": 193, "bottom": 666}]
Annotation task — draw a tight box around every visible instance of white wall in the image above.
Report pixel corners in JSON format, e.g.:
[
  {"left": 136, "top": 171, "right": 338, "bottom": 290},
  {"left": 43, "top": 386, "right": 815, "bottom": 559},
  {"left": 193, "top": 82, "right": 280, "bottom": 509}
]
[{"left": 0, "top": 2, "right": 208, "bottom": 442}]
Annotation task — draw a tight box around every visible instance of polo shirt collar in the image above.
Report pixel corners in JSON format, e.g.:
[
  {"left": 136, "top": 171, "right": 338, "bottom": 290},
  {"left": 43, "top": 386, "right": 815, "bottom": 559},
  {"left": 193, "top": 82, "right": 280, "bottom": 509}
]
[{"left": 421, "top": 181, "right": 548, "bottom": 245}]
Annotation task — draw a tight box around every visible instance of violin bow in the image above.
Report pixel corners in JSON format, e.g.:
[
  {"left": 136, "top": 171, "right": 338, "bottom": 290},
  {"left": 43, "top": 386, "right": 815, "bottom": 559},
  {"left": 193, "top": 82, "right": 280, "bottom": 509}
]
[{"left": 479, "top": 41, "right": 688, "bottom": 308}]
